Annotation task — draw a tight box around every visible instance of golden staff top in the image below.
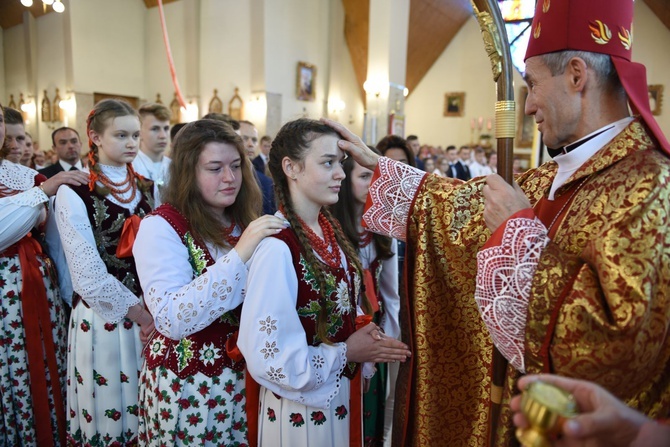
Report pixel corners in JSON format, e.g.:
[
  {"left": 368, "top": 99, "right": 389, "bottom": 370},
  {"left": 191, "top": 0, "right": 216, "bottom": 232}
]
[{"left": 471, "top": 0, "right": 516, "bottom": 185}]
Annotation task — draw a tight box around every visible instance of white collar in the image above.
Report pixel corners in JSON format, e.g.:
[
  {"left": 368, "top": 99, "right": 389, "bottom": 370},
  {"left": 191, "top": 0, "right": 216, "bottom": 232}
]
[
  {"left": 59, "top": 159, "right": 83, "bottom": 171},
  {"left": 549, "top": 117, "right": 633, "bottom": 200}
]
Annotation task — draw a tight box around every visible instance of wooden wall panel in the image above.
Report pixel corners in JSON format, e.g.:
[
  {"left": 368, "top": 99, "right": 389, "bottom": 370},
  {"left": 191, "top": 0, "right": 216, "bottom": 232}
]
[
  {"left": 342, "top": 0, "right": 369, "bottom": 102},
  {"left": 643, "top": 0, "right": 670, "bottom": 31}
]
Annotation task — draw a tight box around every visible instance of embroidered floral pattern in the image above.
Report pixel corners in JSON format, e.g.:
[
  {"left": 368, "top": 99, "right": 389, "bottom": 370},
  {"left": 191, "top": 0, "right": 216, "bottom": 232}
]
[
  {"left": 175, "top": 338, "right": 195, "bottom": 372},
  {"left": 267, "top": 407, "right": 276, "bottom": 422},
  {"left": 199, "top": 342, "right": 222, "bottom": 366},
  {"left": 310, "top": 411, "right": 326, "bottom": 426},
  {"left": 258, "top": 316, "right": 277, "bottom": 335},
  {"left": 260, "top": 341, "right": 279, "bottom": 360},
  {"left": 335, "top": 405, "right": 348, "bottom": 420},
  {"left": 184, "top": 232, "right": 207, "bottom": 276},
  {"left": 289, "top": 413, "right": 305, "bottom": 427},
  {"left": 267, "top": 366, "right": 286, "bottom": 383}
]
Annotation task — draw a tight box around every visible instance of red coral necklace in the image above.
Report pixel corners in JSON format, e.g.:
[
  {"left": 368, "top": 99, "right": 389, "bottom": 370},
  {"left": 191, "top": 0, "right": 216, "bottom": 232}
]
[{"left": 298, "top": 212, "right": 341, "bottom": 269}]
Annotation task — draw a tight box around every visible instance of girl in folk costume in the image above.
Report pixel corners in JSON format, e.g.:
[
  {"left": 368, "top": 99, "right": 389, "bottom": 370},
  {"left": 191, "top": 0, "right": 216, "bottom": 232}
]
[
  {"left": 238, "top": 118, "right": 411, "bottom": 447},
  {"left": 0, "top": 106, "right": 87, "bottom": 446},
  {"left": 330, "top": 151, "right": 401, "bottom": 447},
  {"left": 133, "top": 119, "right": 287, "bottom": 445},
  {"left": 54, "top": 99, "right": 155, "bottom": 446}
]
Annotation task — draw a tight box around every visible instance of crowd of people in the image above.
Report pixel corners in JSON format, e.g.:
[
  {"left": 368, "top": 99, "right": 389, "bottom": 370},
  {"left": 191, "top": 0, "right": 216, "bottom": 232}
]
[{"left": 1, "top": 1, "right": 669, "bottom": 446}]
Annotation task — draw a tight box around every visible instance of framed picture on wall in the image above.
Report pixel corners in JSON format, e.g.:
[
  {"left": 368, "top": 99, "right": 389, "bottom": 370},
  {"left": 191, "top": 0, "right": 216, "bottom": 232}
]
[
  {"left": 517, "top": 86, "right": 535, "bottom": 148},
  {"left": 296, "top": 62, "right": 316, "bottom": 101},
  {"left": 648, "top": 84, "right": 663, "bottom": 116},
  {"left": 444, "top": 92, "right": 465, "bottom": 117}
]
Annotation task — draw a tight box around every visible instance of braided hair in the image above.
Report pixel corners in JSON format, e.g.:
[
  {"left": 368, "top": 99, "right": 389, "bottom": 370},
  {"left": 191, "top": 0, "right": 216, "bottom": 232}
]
[
  {"left": 86, "top": 99, "right": 150, "bottom": 194},
  {"left": 268, "top": 119, "right": 371, "bottom": 344}
]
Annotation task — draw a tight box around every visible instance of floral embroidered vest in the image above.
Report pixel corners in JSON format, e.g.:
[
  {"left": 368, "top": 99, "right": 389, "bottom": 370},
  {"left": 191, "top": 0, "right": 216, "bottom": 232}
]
[
  {"left": 143, "top": 203, "right": 245, "bottom": 377},
  {"left": 69, "top": 183, "right": 152, "bottom": 297},
  {"left": 272, "top": 228, "right": 361, "bottom": 379}
]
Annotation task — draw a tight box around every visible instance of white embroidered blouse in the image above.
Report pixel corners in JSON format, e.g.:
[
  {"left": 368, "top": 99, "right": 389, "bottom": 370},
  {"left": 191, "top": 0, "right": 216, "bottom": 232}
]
[
  {"left": 133, "top": 214, "right": 248, "bottom": 340},
  {"left": 54, "top": 164, "right": 143, "bottom": 323},
  {"left": 240, "top": 235, "right": 361, "bottom": 409}
]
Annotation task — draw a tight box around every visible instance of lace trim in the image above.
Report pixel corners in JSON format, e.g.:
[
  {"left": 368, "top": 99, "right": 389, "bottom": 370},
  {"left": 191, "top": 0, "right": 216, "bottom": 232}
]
[
  {"left": 302, "top": 342, "right": 348, "bottom": 408},
  {"left": 363, "top": 157, "right": 425, "bottom": 241},
  {"left": 3, "top": 187, "right": 48, "bottom": 208},
  {"left": 0, "top": 160, "right": 37, "bottom": 191},
  {"left": 474, "top": 217, "right": 549, "bottom": 373}
]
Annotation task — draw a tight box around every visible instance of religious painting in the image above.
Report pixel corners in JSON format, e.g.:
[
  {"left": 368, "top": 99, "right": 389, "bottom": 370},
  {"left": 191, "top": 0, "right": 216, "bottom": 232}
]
[
  {"left": 296, "top": 62, "right": 316, "bottom": 101},
  {"left": 648, "top": 84, "right": 663, "bottom": 116},
  {"left": 517, "top": 86, "right": 535, "bottom": 148},
  {"left": 444, "top": 92, "right": 465, "bottom": 117}
]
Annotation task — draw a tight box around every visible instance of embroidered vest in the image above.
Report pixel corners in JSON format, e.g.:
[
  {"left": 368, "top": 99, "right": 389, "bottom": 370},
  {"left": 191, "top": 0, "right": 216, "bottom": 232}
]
[
  {"left": 272, "top": 228, "right": 361, "bottom": 379},
  {"left": 69, "top": 183, "right": 152, "bottom": 297},
  {"left": 143, "top": 203, "right": 245, "bottom": 377}
]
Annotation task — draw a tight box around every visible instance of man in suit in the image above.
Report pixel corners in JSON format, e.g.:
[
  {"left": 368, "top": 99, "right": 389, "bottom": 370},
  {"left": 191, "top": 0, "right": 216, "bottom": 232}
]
[
  {"left": 406, "top": 135, "right": 425, "bottom": 171},
  {"left": 252, "top": 135, "right": 272, "bottom": 175},
  {"left": 445, "top": 145, "right": 470, "bottom": 181},
  {"left": 239, "top": 120, "right": 276, "bottom": 215},
  {"left": 38, "top": 127, "right": 83, "bottom": 178}
]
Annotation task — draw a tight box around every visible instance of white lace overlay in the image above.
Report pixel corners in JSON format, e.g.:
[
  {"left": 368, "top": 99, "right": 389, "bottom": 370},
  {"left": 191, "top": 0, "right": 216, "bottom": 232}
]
[
  {"left": 0, "top": 160, "right": 38, "bottom": 192},
  {"left": 363, "top": 157, "right": 426, "bottom": 241},
  {"left": 55, "top": 178, "right": 141, "bottom": 324},
  {"left": 475, "top": 217, "right": 550, "bottom": 373}
]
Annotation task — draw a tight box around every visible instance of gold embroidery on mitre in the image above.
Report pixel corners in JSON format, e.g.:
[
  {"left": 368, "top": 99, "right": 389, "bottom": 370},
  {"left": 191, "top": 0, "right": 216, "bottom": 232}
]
[
  {"left": 589, "top": 20, "right": 612, "bottom": 45},
  {"left": 542, "top": 0, "right": 550, "bottom": 14},
  {"left": 618, "top": 26, "right": 632, "bottom": 50},
  {"left": 533, "top": 22, "right": 541, "bottom": 39}
]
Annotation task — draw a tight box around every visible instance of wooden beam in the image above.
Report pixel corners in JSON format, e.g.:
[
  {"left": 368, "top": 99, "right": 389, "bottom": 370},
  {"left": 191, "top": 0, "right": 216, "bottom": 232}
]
[{"left": 643, "top": 0, "right": 670, "bottom": 32}]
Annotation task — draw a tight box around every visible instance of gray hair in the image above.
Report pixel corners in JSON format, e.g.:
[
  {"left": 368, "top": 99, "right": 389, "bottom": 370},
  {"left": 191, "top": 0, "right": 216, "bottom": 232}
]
[{"left": 541, "top": 51, "right": 624, "bottom": 95}]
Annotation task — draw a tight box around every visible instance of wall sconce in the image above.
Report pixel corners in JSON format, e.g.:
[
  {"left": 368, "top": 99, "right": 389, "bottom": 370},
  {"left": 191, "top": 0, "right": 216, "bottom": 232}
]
[
  {"left": 246, "top": 93, "right": 267, "bottom": 121},
  {"left": 328, "top": 97, "right": 346, "bottom": 120},
  {"left": 180, "top": 100, "right": 199, "bottom": 122},
  {"left": 20, "top": 95, "right": 37, "bottom": 124}
]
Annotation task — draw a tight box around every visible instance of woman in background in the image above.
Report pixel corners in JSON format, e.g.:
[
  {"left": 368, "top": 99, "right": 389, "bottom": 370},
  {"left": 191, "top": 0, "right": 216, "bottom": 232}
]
[{"left": 330, "top": 148, "right": 400, "bottom": 446}]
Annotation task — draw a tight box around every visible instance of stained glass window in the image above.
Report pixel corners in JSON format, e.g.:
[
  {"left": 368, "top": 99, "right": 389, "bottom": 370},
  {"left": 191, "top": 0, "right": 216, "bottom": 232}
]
[{"left": 499, "top": 0, "right": 535, "bottom": 74}]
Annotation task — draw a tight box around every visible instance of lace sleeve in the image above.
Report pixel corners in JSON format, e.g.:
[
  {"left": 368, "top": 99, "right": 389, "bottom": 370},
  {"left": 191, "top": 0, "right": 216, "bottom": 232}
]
[
  {"left": 239, "top": 238, "right": 348, "bottom": 408},
  {"left": 363, "top": 157, "right": 427, "bottom": 240},
  {"left": 0, "top": 188, "right": 47, "bottom": 251},
  {"left": 55, "top": 186, "right": 140, "bottom": 323},
  {"left": 475, "top": 213, "right": 549, "bottom": 373},
  {"left": 133, "top": 215, "right": 247, "bottom": 340}
]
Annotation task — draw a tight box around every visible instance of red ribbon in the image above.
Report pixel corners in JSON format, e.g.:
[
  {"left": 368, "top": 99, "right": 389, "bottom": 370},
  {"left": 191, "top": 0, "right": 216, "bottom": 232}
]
[
  {"left": 115, "top": 214, "right": 141, "bottom": 258},
  {"left": 15, "top": 236, "right": 66, "bottom": 447},
  {"left": 363, "top": 269, "right": 379, "bottom": 313},
  {"left": 157, "top": 0, "right": 187, "bottom": 109}
]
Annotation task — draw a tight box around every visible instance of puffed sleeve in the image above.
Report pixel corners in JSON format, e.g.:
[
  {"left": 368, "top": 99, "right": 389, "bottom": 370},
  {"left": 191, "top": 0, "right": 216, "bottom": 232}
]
[
  {"left": 55, "top": 186, "right": 140, "bottom": 323},
  {"left": 0, "top": 187, "right": 48, "bottom": 251},
  {"left": 133, "top": 215, "right": 247, "bottom": 340},
  {"left": 239, "top": 237, "right": 349, "bottom": 408}
]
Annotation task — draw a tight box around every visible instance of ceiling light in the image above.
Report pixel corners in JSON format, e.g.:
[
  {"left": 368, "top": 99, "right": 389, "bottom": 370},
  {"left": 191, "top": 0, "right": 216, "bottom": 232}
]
[
  {"left": 53, "top": 1, "right": 64, "bottom": 12},
  {"left": 21, "top": 0, "right": 33, "bottom": 7}
]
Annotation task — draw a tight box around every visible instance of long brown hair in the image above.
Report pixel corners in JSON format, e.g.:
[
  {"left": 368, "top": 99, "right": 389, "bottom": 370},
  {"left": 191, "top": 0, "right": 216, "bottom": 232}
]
[
  {"left": 268, "top": 118, "right": 371, "bottom": 343},
  {"left": 330, "top": 149, "right": 393, "bottom": 260},
  {"left": 162, "top": 119, "right": 261, "bottom": 248},
  {"left": 86, "top": 99, "right": 149, "bottom": 195},
  {"left": 0, "top": 103, "right": 7, "bottom": 160}
]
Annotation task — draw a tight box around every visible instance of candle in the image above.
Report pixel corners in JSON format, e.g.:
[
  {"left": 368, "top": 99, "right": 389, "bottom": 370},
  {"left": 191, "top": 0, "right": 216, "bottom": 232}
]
[
  {"left": 470, "top": 118, "right": 475, "bottom": 130},
  {"left": 478, "top": 116, "right": 484, "bottom": 130},
  {"left": 487, "top": 118, "right": 492, "bottom": 131}
]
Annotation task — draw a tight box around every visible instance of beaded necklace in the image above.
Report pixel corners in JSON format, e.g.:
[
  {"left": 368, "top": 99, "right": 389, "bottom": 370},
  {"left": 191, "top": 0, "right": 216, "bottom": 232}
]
[
  {"left": 359, "top": 229, "right": 373, "bottom": 248},
  {"left": 223, "top": 219, "right": 240, "bottom": 246},
  {"left": 297, "top": 212, "right": 341, "bottom": 269},
  {"left": 97, "top": 166, "right": 138, "bottom": 204}
]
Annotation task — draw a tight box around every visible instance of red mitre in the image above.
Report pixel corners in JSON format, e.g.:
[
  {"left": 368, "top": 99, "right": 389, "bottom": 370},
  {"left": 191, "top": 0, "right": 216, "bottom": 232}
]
[{"left": 525, "top": 0, "right": 670, "bottom": 154}]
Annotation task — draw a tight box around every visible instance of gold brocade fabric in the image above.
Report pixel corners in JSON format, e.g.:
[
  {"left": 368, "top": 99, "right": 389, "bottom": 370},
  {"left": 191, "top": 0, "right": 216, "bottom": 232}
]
[{"left": 392, "top": 120, "right": 670, "bottom": 447}]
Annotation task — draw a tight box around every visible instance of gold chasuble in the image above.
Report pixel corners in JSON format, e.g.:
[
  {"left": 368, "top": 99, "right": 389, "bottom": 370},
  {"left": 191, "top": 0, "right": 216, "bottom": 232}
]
[{"left": 363, "top": 120, "right": 670, "bottom": 447}]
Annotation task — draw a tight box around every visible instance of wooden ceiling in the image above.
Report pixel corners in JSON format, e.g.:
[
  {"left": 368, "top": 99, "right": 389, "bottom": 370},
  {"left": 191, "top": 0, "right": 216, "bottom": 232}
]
[
  {"left": 644, "top": 0, "right": 670, "bottom": 30},
  {"left": 0, "top": 0, "right": 180, "bottom": 29}
]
